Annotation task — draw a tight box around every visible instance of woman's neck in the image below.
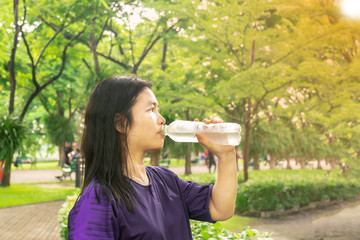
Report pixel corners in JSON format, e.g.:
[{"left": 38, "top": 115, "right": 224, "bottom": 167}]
[{"left": 126, "top": 151, "right": 149, "bottom": 185}]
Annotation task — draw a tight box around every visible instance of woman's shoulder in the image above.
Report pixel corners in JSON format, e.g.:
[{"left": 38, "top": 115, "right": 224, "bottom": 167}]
[
  {"left": 146, "top": 166, "right": 178, "bottom": 180},
  {"left": 76, "top": 180, "right": 114, "bottom": 206}
]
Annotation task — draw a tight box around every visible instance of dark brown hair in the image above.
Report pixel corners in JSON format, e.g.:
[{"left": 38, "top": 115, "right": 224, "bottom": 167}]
[{"left": 81, "top": 75, "right": 152, "bottom": 213}]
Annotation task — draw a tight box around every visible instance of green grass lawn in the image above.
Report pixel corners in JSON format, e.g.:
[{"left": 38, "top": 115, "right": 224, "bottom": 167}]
[
  {"left": 143, "top": 158, "right": 197, "bottom": 168},
  {"left": 12, "top": 158, "right": 200, "bottom": 171},
  {"left": 0, "top": 183, "right": 79, "bottom": 208},
  {"left": 244, "top": 169, "right": 328, "bottom": 179},
  {"left": 12, "top": 160, "right": 61, "bottom": 170}
]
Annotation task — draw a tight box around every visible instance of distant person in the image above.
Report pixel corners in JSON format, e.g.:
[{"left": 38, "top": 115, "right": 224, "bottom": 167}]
[
  {"left": 208, "top": 151, "right": 216, "bottom": 173},
  {"left": 71, "top": 148, "right": 81, "bottom": 161},
  {"left": 63, "top": 141, "right": 73, "bottom": 166}
]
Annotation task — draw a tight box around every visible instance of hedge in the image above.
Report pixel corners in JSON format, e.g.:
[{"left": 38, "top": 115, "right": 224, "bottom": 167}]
[{"left": 236, "top": 175, "right": 360, "bottom": 212}]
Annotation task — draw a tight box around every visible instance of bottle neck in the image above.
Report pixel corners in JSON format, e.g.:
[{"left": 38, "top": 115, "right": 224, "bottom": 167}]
[{"left": 163, "top": 125, "right": 168, "bottom": 136}]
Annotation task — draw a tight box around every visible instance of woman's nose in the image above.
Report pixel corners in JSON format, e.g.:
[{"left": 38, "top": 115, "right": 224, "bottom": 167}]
[{"left": 159, "top": 114, "right": 166, "bottom": 125}]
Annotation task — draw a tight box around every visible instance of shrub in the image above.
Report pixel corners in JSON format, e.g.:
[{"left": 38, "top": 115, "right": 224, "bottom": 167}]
[
  {"left": 236, "top": 174, "right": 360, "bottom": 212},
  {"left": 191, "top": 220, "right": 272, "bottom": 240},
  {"left": 58, "top": 193, "right": 79, "bottom": 240}
]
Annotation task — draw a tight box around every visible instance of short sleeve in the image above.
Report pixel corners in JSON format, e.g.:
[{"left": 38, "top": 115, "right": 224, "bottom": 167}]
[
  {"left": 177, "top": 178, "right": 214, "bottom": 222},
  {"left": 68, "top": 185, "right": 119, "bottom": 240}
]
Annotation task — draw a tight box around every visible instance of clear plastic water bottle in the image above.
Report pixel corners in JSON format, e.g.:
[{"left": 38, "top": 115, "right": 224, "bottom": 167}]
[{"left": 163, "top": 120, "right": 241, "bottom": 146}]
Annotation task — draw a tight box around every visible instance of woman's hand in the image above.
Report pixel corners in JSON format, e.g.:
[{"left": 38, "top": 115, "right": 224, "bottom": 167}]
[{"left": 194, "top": 118, "right": 235, "bottom": 161}]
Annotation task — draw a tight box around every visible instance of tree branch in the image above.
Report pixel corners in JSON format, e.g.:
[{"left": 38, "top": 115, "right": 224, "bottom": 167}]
[
  {"left": 21, "top": 28, "right": 40, "bottom": 89},
  {"left": 19, "top": 28, "right": 85, "bottom": 121},
  {"left": 96, "top": 51, "right": 129, "bottom": 69},
  {"left": 133, "top": 20, "right": 180, "bottom": 74},
  {"left": 38, "top": 93, "right": 52, "bottom": 115},
  {"left": 82, "top": 58, "right": 94, "bottom": 74},
  {"left": 252, "top": 79, "right": 294, "bottom": 117},
  {"left": 96, "top": 17, "right": 110, "bottom": 45},
  {"left": 35, "top": 11, "right": 70, "bottom": 68},
  {"left": 268, "top": 27, "right": 347, "bottom": 67}
]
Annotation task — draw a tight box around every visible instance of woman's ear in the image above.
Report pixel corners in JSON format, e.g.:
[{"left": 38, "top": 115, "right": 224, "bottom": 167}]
[{"left": 114, "top": 113, "right": 127, "bottom": 133}]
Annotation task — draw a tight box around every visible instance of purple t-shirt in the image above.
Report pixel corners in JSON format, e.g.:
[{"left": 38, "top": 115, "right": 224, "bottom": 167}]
[{"left": 68, "top": 166, "right": 214, "bottom": 239}]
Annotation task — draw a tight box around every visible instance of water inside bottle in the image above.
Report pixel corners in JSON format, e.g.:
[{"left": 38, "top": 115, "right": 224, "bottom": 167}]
[{"left": 167, "top": 131, "right": 240, "bottom": 146}]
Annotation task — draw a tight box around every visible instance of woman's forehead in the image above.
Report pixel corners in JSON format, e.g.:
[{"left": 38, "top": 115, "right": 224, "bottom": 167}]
[{"left": 135, "top": 88, "right": 158, "bottom": 106}]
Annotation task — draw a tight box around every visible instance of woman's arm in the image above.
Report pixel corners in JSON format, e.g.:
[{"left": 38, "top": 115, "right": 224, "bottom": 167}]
[{"left": 195, "top": 118, "right": 238, "bottom": 221}]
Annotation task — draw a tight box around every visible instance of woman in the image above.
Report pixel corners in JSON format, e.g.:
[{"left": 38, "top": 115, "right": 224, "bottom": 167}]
[{"left": 68, "top": 75, "right": 237, "bottom": 239}]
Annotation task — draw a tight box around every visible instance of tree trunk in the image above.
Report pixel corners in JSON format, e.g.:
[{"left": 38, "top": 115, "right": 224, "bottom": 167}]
[
  {"left": 299, "top": 157, "right": 305, "bottom": 169},
  {"left": 242, "top": 117, "right": 251, "bottom": 181},
  {"left": 89, "top": 18, "right": 100, "bottom": 76},
  {"left": 286, "top": 157, "right": 292, "bottom": 169},
  {"left": 327, "top": 157, "right": 337, "bottom": 169},
  {"left": 76, "top": 110, "right": 84, "bottom": 148},
  {"left": 269, "top": 154, "right": 276, "bottom": 169},
  {"left": 185, "top": 143, "right": 192, "bottom": 175},
  {"left": 316, "top": 158, "right": 322, "bottom": 169},
  {"left": 8, "top": 0, "right": 20, "bottom": 115},
  {"left": 3, "top": 0, "right": 20, "bottom": 186},
  {"left": 0, "top": 155, "right": 13, "bottom": 187},
  {"left": 161, "top": 41, "right": 167, "bottom": 71},
  {"left": 59, "top": 144, "right": 64, "bottom": 166},
  {"left": 253, "top": 154, "right": 260, "bottom": 170},
  {"left": 150, "top": 151, "right": 160, "bottom": 166}
]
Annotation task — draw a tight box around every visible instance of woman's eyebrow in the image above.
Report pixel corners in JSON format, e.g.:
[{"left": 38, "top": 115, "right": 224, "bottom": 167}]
[{"left": 147, "top": 101, "right": 159, "bottom": 107}]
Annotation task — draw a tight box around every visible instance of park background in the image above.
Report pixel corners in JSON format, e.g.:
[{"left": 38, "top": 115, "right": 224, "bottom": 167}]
[{"left": 1, "top": 0, "right": 360, "bottom": 239}]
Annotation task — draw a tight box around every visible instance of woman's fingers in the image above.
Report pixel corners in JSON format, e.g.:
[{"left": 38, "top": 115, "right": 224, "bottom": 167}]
[
  {"left": 202, "top": 118, "right": 210, "bottom": 124},
  {"left": 200, "top": 117, "right": 224, "bottom": 124},
  {"left": 196, "top": 133, "right": 235, "bottom": 156},
  {"left": 195, "top": 133, "right": 213, "bottom": 150}
]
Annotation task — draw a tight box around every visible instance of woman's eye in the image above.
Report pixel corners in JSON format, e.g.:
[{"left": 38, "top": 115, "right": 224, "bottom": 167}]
[{"left": 149, "top": 108, "right": 155, "bottom": 112}]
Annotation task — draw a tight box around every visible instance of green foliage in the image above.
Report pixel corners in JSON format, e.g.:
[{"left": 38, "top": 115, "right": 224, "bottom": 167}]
[
  {"left": 236, "top": 173, "right": 360, "bottom": 212},
  {"left": 191, "top": 221, "right": 272, "bottom": 240},
  {"left": 1, "top": 0, "right": 360, "bottom": 184},
  {"left": 0, "top": 115, "right": 28, "bottom": 161},
  {"left": 58, "top": 193, "right": 80, "bottom": 240},
  {"left": 43, "top": 114, "right": 76, "bottom": 146}
]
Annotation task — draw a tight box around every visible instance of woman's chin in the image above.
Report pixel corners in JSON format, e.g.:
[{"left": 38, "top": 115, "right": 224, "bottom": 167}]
[{"left": 147, "top": 144, "right": 164, "bottom": 152}]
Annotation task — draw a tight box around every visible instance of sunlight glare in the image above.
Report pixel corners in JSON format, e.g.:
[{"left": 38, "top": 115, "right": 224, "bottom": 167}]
[{"left": 340, "top": 0, "right": 360, "bottom": 19}]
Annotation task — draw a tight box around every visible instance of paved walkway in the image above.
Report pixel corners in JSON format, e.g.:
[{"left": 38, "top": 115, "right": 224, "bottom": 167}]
[
  {"left": 0, "top": 201, "right": 63, "bottom": 240},
  {"left": 250, "top": 196, "right": 360, "bottom": 240}
]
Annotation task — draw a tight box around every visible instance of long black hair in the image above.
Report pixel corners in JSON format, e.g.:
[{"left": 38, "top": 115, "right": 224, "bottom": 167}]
[{"left": 81, "top": 75, "right": 152, "bottom": 213}]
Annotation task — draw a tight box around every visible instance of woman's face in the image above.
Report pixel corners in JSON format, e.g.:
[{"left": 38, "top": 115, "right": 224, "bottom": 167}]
[{"left": 126, "top": 88, "right": 166, "bottom": 153}]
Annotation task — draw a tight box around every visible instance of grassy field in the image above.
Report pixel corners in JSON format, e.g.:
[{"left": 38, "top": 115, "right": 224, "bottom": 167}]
[
  {"left": 11, "top": 157, "right": 199, "bottom": 170},
  {"left": 241, "top": 169, "right": 329, "bottom": 179},
  {"left": 12, "top": 160, "right": 61, "bottom": 170},
  {"left": 0, "top": 183, "right": 79, "bottom": 208},
  {"left": 144, "top": 158, "right": 195, "bottom": 167}
]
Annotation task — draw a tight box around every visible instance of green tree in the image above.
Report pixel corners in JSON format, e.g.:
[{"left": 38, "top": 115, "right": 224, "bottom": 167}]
[{"left": 0, "top": 0, "right": 84, "bottom": 186}]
